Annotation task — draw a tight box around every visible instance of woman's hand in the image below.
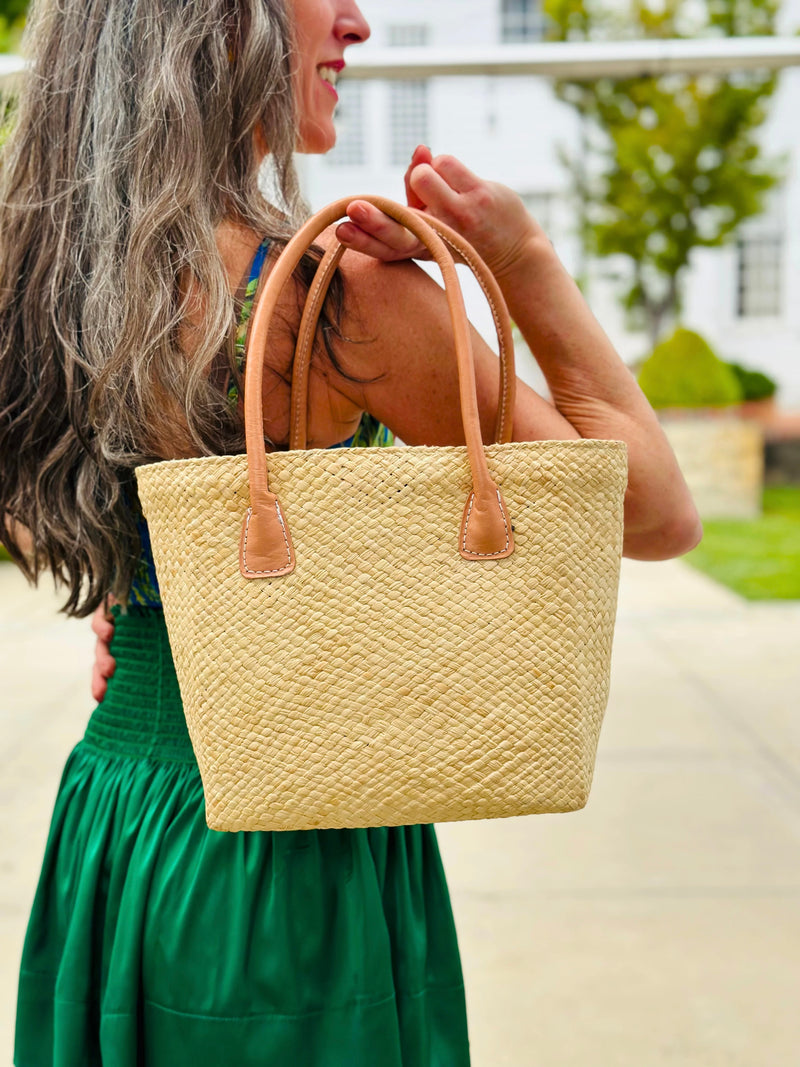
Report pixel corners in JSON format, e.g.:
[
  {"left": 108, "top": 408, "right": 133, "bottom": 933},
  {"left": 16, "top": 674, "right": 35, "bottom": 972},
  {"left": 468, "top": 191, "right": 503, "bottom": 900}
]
[
  {"left": 91, "top": 600, "right": 116, "bottom": 702},
  {"left": 335, "top": 146, "right": 544, "bottom": 279}
]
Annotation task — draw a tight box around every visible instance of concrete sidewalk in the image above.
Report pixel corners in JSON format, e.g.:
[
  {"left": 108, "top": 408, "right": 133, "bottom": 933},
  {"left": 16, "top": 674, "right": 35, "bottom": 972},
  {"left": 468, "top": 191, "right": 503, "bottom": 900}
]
[{"left": 1, "top": 558, "right": 799, "bottom": 1065}]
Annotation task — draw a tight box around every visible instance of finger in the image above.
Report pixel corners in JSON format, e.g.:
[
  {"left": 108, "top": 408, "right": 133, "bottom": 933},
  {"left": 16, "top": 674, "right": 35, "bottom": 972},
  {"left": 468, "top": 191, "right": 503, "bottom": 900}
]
[
  {"left": 336, "top": 222, "right": 425, "bottom": 263},
  {"left": 346, "top": 201, "right": 418, "bottom": 249},
  {"left": 407, "top": 164, "right": 464, "bottom": 223},
  {"left": 405, "top": 145, "right": 432, "bottom": 208},
  {"left": 95, "top": 637, "right": 116, "bottom": 679},
  {"left": 91, "top": 665, "right": 107, "bottom": 703},
  {"left": 92, "top": 599, "right": 115, "bottom": 634},
  {"left": 91, "top": 612, "right": 115, "bottom": 642},
  {"left": 430, "top": 153, "right": 483, "bottom": 194},
  {"left": 340, "top": 202, "right": 428, "bottom": 260}
]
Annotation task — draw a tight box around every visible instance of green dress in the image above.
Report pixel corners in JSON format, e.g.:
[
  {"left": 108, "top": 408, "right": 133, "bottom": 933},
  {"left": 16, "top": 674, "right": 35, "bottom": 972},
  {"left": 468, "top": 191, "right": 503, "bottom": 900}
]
[{"left": 14, "top": 243, "right": 471, "bottom": 1066}]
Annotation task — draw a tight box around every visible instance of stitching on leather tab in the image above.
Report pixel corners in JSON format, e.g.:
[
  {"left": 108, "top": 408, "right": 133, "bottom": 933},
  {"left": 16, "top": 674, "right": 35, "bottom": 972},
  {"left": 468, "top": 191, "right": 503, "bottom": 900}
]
[
  {"left": 462, "top": 489, "right": 510, "bottom": 557},
  {"left": 242, "top": 504, "right": 292, "bottom": 575}
]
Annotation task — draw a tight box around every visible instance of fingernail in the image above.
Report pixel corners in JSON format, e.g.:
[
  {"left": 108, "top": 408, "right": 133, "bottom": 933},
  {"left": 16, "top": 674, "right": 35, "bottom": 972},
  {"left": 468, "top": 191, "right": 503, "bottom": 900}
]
[
  {"left": 338, "top": 223, "right": 356, "bottom": 242},
  {"left": 349, "top": 205, "right": 367, "bottom": 224}
]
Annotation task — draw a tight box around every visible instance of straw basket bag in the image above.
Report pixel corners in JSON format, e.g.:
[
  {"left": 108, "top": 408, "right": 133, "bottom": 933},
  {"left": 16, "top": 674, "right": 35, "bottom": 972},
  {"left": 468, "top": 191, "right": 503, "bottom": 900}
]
[{"left": 135, "top": 196, "right": 627, "bottom": 832}]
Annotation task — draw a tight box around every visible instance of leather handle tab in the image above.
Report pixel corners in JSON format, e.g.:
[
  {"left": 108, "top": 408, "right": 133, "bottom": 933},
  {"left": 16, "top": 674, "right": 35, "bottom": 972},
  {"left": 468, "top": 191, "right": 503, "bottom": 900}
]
[
  {"left": 241, "top": 195, "right": 516, "bottom": 579},
  {"left": 289, "top": 213, "right": 516, "bottom": 448},
  {"left": 239, "top": 489, "right": 295, "bottom": 579}
]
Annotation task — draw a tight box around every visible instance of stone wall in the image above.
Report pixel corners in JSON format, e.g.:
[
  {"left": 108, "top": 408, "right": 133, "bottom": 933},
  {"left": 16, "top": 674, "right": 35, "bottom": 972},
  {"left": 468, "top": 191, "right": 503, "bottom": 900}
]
[{"left": 659, "top": 414, "right": 764, "bottom": 520}]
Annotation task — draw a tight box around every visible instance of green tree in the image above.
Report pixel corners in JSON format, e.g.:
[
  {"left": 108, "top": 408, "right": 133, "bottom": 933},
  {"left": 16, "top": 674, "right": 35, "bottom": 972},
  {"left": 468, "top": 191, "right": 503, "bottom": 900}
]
[
  {"left": 545, "top": 0, "right": 782, "bottom": 346},
  {"left": 0, "top": 0, "right": 26, "bottom": 53}
]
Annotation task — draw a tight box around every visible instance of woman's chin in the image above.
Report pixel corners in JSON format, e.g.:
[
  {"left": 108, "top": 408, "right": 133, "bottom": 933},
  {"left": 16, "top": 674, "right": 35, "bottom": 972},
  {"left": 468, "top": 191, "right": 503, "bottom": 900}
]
[{"left": 296, "top": 121, "right": 337, "bottom": 156}]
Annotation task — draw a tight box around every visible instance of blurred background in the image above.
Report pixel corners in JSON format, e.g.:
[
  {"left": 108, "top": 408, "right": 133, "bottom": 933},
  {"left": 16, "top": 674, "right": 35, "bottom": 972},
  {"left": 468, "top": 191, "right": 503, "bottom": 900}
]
[{"left": 1, "top": 0, "right": 799, "bottom": 1063}]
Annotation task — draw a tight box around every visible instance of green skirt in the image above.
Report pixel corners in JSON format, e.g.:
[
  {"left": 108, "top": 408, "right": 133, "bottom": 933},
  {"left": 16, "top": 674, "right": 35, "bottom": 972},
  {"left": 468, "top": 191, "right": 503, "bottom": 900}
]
[{"left": 15, "top": 608, "right": 470, "bottom": 1066}]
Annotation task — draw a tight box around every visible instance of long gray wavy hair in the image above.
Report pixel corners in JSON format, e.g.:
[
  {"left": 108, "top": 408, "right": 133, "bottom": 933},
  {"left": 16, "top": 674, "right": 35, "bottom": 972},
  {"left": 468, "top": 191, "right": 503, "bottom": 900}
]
[{"left": 0, "top": 0, "right": 332, "bottom": 616}]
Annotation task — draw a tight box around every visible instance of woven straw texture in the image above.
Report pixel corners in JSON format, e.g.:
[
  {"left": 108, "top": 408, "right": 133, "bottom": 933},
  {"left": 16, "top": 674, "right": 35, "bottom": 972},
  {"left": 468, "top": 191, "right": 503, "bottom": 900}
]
[{"left": 136, "top": 438, "right": 626, "bottom": 831}]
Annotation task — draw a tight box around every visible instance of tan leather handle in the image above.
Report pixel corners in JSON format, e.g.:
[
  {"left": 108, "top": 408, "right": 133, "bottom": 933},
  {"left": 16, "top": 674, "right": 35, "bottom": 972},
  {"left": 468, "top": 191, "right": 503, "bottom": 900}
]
[
  {"left": 290, "top": 241, "right": 345, "bottom": 452},
  {"left": 239, "top": 195, "right": 515, "bottom": 580},
  {"left": 289, "top": 211, "right": 516, "bottom": 450}
]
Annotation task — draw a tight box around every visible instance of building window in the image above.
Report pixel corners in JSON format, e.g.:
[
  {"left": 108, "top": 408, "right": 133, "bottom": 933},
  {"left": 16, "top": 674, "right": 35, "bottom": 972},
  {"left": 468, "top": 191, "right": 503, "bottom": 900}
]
[
  {"left": 388, "top": 24, "right": 429, "bottom": 48},
  {"left": 389, "top": 82, "right": 428, "bottom": 166},
  {"left": 736, "top": 232, "right": 783, "bottom": 318},
  {"left": 326, "top": 82, "right": 366, "bottom": 167},
  {"left": 388, "top": 25, "right": 430, "bottom": 167},
  {"left": 501, "top": 0, "right": 545, "bottom": 42}
]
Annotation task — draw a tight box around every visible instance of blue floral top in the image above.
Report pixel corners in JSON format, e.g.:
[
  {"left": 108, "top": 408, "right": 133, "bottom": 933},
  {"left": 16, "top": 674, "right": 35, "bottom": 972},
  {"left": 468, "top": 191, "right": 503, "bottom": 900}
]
[{"left": 129, "top": 240, "right": 392, "bottom": 608}]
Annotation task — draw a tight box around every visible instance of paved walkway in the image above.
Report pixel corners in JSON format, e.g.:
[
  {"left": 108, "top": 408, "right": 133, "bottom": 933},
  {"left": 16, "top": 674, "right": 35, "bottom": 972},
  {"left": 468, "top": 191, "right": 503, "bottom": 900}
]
[{"left": 1, "top": 558, "right": 799, "bottom": 1066}]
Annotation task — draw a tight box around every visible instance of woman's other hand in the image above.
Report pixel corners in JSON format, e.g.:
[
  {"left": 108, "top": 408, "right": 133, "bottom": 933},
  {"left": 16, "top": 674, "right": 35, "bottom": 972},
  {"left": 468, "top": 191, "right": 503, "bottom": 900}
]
[
  {"left": 335, "top": 147, "right": 542, "bottom": 279},
  {"left": 91, "top": 600, "right": 116, "bottom": 702}
]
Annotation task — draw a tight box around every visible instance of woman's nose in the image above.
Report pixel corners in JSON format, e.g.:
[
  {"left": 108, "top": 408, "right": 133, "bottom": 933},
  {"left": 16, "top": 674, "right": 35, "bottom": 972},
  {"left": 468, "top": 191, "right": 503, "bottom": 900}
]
[{"left": 336, "top": 2, "right": 370, "bottom": 45}]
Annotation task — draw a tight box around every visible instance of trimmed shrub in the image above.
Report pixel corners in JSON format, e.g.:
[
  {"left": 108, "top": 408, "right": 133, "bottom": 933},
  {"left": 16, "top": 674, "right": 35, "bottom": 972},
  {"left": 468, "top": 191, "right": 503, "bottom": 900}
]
[
  {"left": 727, "top": 361, "right": 778, "bottom": 402},
  {"left": 638, "top": 328, "right": 743, "bottom": 410}
]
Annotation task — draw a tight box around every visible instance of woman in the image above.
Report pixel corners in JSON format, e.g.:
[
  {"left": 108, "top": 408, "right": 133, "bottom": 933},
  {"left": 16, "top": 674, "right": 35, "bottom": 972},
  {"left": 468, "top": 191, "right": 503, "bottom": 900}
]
[{"left": 0, "top": 0, "right": 701, "bottom": 1062}]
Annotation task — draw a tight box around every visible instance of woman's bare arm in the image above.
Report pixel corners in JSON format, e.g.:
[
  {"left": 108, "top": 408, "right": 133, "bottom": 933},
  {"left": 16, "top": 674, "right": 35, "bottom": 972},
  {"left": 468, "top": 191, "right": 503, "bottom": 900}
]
[{"left": 331, "top": 152, "right": 702, "bottom": 561}]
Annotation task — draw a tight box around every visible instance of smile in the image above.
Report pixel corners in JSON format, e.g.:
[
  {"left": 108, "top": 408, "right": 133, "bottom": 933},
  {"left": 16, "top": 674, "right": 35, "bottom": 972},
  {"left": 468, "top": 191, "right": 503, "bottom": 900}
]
[
  {"left": 317, "top": 61, "right": 344, "bottom": 99},
  {"left": 317, "top": 65, "right": 341, "bottom": 88}
]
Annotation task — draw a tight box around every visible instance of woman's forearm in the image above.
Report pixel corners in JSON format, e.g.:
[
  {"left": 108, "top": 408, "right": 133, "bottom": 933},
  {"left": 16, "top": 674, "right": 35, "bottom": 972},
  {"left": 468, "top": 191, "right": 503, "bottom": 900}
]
[
  {"left": 498, "top": 237, "right": 703, "bottom": 559},
  {"left": 499, "top": 236, "right": 653, "bottom": 422}
]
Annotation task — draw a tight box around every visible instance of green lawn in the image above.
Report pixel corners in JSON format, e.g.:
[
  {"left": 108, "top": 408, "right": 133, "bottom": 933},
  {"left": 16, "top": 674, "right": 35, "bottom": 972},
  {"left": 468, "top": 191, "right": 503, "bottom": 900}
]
[{"left": 685, "top": 486, "right": 800, "bottom": 600}]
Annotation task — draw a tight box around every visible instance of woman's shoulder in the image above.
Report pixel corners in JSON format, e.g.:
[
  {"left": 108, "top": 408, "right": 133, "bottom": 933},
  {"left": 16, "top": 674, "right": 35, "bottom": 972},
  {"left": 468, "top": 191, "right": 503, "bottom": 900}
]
[
  {"left": 335, "top": 244, "right": 439, "bottom": 327},
  {"left": 246, "top": 232, "right": 446, "bottom": 449},
  {"left": 233, "top": 224, "right": 477, "bottom": 449},
  {"left": 321, "top": 245, "right": 483, "bottom": 447}
]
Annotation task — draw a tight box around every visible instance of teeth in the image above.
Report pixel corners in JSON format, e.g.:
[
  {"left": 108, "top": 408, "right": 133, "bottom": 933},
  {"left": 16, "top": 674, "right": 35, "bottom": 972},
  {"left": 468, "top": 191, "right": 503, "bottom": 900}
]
[{"left": 318, "top": 65, "right": 340, "bottom": 87}]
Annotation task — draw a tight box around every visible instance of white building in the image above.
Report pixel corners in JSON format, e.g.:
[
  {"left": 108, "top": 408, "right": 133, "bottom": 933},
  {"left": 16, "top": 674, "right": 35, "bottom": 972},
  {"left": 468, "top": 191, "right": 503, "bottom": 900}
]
[{"left": 301, "top": 0, "right": 800, "bottom": 408}]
